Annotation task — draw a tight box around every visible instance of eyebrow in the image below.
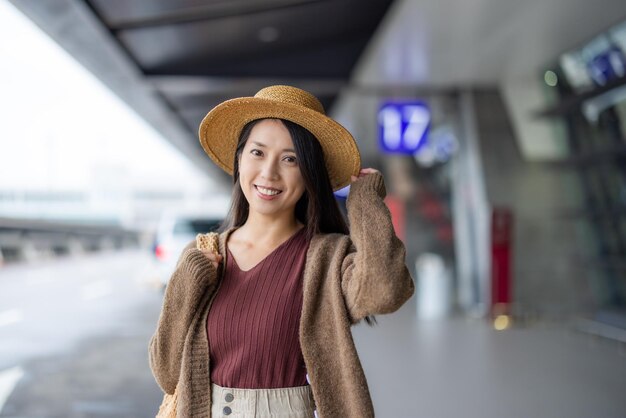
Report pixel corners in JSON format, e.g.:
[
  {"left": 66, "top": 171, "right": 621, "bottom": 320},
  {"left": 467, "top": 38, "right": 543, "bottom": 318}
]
[{"left": 251, "top": 141, "right": 295, "bottom": 153}]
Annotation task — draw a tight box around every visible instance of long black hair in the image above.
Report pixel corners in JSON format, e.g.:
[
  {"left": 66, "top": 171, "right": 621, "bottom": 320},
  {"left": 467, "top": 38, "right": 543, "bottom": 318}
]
[{"left": 218, "top": 118, "right": 348, "bottom": 241}]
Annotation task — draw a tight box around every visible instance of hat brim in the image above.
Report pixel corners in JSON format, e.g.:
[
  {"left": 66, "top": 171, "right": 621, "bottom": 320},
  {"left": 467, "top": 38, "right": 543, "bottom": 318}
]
[{"left": 198, "top": 97, "right": 361, "bottom": 192}]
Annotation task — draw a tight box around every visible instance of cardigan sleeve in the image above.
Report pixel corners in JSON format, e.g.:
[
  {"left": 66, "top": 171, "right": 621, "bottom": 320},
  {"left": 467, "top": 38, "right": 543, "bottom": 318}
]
[
  {"left": 148, "top": 241, "right": 218, "bottom": 394},
  {"left": 340, "top": 172, "right": 415, "bottom": 324}
]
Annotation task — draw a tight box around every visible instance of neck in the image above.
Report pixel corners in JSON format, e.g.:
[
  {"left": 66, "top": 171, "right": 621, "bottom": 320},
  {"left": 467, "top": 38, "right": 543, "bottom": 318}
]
[{"left": 238, "top": 212, "right": 303, "bottom": 244}]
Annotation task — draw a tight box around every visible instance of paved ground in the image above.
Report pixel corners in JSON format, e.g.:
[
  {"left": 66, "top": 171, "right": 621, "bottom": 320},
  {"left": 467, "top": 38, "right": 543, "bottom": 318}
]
[
  {"left": 0, "top": 250, "right": 165, "bottom": 418},
  {"left": 353, "top": 299, "right": 626, "bottom": 418},
  {"left": 1, "top": 251, "right": 625, "bottom": 418}
]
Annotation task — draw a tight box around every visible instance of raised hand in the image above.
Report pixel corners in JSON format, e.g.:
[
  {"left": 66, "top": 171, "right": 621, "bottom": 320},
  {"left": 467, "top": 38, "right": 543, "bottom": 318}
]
[{"left": 350, "top": 167, "right": 380, "bottom": 183}]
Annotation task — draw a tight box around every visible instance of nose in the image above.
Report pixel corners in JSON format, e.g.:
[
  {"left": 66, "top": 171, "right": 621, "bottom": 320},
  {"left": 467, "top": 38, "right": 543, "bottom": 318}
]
[{"left": 260, "top": 158, "right": 279, "bottom": 180}]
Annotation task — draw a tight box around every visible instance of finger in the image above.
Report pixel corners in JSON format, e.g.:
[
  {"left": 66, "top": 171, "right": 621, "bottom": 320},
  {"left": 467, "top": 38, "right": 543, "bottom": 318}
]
[
  {"left": 200, "top": 251, "right": 222, "bottom": 262},
  {"left": 200, "top": 249, "right": 221, "bottom": 255}
]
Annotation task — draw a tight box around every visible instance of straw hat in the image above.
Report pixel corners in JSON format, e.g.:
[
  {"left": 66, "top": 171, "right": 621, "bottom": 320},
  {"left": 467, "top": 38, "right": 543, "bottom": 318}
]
[{"left": 198, "top": 85, "right": 361, "bottom": 191}]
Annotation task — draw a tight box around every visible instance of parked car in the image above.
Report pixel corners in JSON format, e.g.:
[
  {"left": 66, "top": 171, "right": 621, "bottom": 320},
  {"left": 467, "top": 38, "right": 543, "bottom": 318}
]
[{"left": 152, "top": 203, "right": 228, "bottom": 287}]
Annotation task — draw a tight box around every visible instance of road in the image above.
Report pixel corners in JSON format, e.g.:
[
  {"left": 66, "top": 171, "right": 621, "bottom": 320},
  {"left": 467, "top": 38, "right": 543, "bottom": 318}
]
[{"left": 0, "top": 250, "right": 165, "bottom": 417}]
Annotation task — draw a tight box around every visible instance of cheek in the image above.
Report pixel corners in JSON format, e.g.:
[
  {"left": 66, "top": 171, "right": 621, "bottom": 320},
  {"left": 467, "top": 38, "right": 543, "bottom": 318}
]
[
  {"left": 292, "top": 174, "right": 306, "bottom": 197},
  {"left": 237, "top": 160, "right": 253, "bottom": 182}
]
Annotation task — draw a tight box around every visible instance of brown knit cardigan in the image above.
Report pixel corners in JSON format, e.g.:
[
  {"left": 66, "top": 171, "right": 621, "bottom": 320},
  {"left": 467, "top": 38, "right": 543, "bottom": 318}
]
[{"left": 148, "top": 172, "right": 415, "bottom": 417}]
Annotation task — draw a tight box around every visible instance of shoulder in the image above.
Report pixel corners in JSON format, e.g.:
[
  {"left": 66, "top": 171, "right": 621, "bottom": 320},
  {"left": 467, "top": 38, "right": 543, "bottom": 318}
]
[{"left": 174, "top": 239, "right": 198, "bottom": 269}]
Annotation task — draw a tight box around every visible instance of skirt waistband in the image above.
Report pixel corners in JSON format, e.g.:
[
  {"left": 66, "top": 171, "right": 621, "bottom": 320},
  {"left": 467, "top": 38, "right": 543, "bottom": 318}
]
[
  {"left": 211, "top": 383, "right": 316, "bottom": 417},
  {"left": 212, "top": 383, "right": 313, "bottom": 396}
]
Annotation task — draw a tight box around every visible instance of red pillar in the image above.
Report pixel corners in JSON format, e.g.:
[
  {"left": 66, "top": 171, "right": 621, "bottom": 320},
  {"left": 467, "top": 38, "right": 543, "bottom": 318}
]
[{"left": 491, "top": 207, "right": 513, "bottom": 313}]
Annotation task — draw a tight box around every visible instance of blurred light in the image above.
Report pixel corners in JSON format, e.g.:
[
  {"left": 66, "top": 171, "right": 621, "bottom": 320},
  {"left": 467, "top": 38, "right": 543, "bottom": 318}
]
[
  {"left": 493, "top": 314, "right": 511, "bottom": 331},
  {"left": 0, "top": 309, "right": 23, "bottom": 327},
  {"left": 544, "top": 70, "right": 558, "bottom": 86},
  {"left": 258, "top": 27, "right": 279, "bottom": 43},
  {"left": 333, "top": 184, "right": 350, "bottom": 199},
  {"left": 414, "top": 125, "right": 457, "bottom": 167},
  {"left": 559, "top": 53, "right": 593, "bottom": 91},
  {"left": 155, "top": 244, "right": 169, "bottom": 261},
  {"left": 378, "top": 101, "right": 430, "bottom": 155}
]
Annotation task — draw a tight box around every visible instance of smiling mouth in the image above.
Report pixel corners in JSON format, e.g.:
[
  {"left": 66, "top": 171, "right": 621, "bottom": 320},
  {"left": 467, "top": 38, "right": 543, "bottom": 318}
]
[{"left": 255, "top": 185, "right": 283, "bottom": 196}]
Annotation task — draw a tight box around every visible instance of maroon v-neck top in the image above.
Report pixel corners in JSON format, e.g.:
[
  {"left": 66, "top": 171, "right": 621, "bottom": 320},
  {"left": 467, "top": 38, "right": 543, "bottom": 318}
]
[{"left": 206, "top": 227, "right": 310, "bottom": 389}]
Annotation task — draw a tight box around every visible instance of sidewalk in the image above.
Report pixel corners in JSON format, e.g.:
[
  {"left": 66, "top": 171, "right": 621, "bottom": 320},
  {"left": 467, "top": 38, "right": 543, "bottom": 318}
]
[{"left": 352, "top": 297, "right": 626, "bottom": 418}]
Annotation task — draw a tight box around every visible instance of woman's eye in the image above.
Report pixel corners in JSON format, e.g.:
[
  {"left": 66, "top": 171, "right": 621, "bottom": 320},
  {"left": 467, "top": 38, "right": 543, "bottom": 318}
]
[
  {"left": 250, "top": 149, "right": 262, "bottom": 156},
  {"left": 284, "top": 156, "right": 297, "bottom": 164}
]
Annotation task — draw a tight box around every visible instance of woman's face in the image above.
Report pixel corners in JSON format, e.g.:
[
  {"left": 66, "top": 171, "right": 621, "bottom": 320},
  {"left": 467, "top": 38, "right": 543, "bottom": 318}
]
[{"left": 238, "top": 119, "right": 306, "bottom": 221}]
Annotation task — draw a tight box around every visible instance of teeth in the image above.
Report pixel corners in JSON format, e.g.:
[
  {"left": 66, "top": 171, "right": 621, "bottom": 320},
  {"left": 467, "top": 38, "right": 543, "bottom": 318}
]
[{"left": 257, "top": 186, "right": 281, "bottom": 196}]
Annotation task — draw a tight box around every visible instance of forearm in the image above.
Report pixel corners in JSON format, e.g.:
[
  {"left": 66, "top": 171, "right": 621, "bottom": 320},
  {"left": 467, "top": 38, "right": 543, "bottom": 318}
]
[
  {"left": 342, "top": 172, "right": 415, "bottom": 321},
  {"left": 148, "top": 246, "right": 216, "bottom": 393}
]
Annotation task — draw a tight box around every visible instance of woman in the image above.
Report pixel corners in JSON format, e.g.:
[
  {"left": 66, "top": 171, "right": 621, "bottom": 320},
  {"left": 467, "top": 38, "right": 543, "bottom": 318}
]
[{"left": 149, "top": 85, "right": 414, "bottom": 417}]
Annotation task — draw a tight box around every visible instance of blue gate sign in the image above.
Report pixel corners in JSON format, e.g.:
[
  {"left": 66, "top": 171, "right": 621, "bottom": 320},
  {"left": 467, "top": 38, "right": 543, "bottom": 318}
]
[{"left": 378, "top": 101, "right": 430, "bottom": 154}]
